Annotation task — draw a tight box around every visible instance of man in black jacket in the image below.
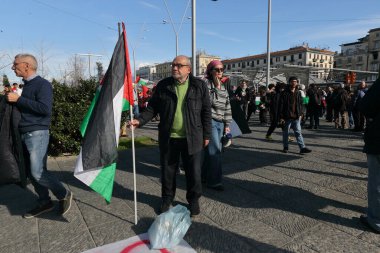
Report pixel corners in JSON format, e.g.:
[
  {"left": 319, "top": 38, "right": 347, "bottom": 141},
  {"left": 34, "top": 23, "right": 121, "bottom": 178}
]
[
  {"left": 279, "top": 76, "right": 311, "bottom": 154},
  {"left": 129, "top": 55, "right": 211, "bottom": 217},
  {"left": 359, "top": 78, "right": 380, "bottom": 234},
  {"left": 6, "top": 54, "right": 72, "bottom": 218}
]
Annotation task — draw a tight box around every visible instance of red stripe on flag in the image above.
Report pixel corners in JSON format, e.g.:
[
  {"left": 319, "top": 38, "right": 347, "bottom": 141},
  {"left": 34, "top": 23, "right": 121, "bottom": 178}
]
[{"left": 122, "top": 22, "right": 134, "bottom": 107}]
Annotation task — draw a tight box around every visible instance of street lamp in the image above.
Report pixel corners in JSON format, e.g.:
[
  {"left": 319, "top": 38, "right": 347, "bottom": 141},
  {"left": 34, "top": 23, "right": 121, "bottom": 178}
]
[
  {"left": 163, "top": 0, "right": 191, "bottom": 57},
  {"left": 266, "top": 0, "right": 272, "bottom": 88}
]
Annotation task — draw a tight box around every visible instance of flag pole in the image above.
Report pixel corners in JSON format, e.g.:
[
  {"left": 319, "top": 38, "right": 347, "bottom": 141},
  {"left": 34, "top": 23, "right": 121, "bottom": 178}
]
[
  {"left": 130, "top": 104, "right": 138, "bottom": 225},
  {"left": 122, "top": 22, "right": 138, "bottom": 225}
]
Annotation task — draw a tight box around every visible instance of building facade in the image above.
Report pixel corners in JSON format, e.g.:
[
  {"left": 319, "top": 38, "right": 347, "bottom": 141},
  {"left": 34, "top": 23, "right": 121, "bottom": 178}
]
[
  {"left": 335, "top": 27, "right": 380, "bottom": 80},
  {"left": 222, "top": 45, "right": 335, "bottom": 79},
  {"left": 136, "top": 64, "right": 156, "bottom": 81},
  {"left": 151, "top": 52, "right": 221, "bottom": 81}
]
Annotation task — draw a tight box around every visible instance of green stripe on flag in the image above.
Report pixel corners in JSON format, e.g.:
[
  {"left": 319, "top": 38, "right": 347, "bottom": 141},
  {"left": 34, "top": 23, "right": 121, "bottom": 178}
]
[
  {"left": 122, "top": 97, "right": 131, "bottom": 111},
  {"left": 80, "top": 88, "right": 101, "bottom": 137},
  {"left": 89, "top": 163, "right": 116, "bottom": 203}
]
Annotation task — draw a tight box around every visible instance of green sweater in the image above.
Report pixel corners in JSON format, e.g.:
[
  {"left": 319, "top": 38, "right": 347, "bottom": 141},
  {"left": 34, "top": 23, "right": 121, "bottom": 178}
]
[{"left": 170, "top": 79, "right": 189, "bottom": 138}]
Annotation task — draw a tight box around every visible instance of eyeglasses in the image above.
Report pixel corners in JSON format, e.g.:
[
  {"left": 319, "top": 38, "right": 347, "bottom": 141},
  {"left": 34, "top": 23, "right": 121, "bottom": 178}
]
[
  {"left": 212, "top": 68, "right": 224, "bottom": 72},
  {"left": 171, "top": 63, "right": 189, "bottom": 69}
]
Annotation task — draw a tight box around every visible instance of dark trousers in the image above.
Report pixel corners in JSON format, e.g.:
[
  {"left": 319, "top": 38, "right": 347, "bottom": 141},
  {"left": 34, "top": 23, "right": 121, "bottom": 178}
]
[
  {"left": 353, "top": 108, "right": 365, "bottom": 131},
  {"left": 160, "top": 138, "right": 202, "bottom": 205},
  {"left": 309, "top": 107, "right": 320, "bottom": 127},
  {"left": 266, "top": 112, "right": 277, "bottom": 136}
]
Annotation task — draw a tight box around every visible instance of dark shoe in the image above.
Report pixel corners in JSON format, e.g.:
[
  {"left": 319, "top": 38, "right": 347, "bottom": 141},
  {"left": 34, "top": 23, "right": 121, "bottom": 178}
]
[
  {"left": 283, "top": 148, "right": 288, "bottom": 153},
  {"left": 300, "top": 147, "right": 312, "bottom": 154},
  {"left": 189, "top": 200, "right": 200, "bottom": 218},
  {"left": 160, "top": 201, "right": 172, "bottom": 213},
  {"left": 59, "top": 191, "right": 73, "bottom": 215},
  {"left": 24, "top": 201, "right": 54, "bottom": 219},
  {"left": 207, "top": 184, "right": 224, "bottom": 191},
  {"left": 360, "top": 215, "right": 380, "bottom": 234}
]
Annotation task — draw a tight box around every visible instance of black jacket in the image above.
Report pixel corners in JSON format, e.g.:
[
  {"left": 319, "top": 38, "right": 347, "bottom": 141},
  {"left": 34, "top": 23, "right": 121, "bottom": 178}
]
[
  {"left": 137, "top": 75, "right": 212, "bottom": 155},
  {"left": 279, "top": 86, "right": 303, "bottom": 120},
  {"left": 359, "top": 78, "right": 380, "bottom": 154},
  {"left": 0, "top": 95, "right": 26, "bottom": 186}
]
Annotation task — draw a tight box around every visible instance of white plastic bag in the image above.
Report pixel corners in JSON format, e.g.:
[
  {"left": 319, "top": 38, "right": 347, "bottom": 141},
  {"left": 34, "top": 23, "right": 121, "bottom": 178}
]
[{"left": 148, "top": 204, "right": 192, "bottom": 249}]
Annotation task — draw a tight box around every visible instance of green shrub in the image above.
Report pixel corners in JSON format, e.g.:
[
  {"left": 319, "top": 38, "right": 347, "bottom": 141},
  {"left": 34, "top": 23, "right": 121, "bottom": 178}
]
[{"left": 49, "top": 79, "right": 98, "bottom": 156}]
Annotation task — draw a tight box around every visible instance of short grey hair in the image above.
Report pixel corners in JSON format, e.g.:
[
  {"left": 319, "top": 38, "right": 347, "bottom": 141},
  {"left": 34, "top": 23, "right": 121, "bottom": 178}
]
[{"left": 15, "top": 53, "right": 38, "bottom": 70}]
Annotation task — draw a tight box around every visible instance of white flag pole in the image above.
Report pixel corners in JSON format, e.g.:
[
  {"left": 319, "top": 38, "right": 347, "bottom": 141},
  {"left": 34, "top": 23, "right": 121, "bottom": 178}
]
[{"left": 129, "top": 104, "right": 138, "bottom": 225}]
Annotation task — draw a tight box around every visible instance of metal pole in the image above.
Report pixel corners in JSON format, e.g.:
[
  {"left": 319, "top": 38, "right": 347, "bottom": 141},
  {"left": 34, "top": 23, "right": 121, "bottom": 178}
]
[
  {"left": 88, "top": 55, "right": 91, "bottom": 78},
  {"left": 133, "top": 48, "right": 136, "bottom": 82},
  {"left": 176, "top": 33, "right": 179, "bottom": 57},
  {"left": 191, "top": 0, "right": 196, "bottom": 76},
  {"left": 266, "top": 0, "right": 271, "bottom": 88}
]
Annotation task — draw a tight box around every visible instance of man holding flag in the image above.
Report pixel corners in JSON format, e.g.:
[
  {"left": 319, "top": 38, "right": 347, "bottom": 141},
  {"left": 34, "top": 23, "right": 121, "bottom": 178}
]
[{"left": 129, "top": 55, "right": 211, "bottom": 217}]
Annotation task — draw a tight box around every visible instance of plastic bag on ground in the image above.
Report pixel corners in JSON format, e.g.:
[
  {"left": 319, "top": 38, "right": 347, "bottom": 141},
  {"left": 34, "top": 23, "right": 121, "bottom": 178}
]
[{"left": 148, "top": 204, "right": 192, "bottom": 249}]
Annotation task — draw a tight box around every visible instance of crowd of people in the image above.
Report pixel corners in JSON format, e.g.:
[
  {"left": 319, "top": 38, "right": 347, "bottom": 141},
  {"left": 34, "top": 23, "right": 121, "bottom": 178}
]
[
  {"left": 129, "top": 55, "right": 378, "bottom": 234},
  {"left": 1, "top": 53, "right": 378, "bottom": 235}
]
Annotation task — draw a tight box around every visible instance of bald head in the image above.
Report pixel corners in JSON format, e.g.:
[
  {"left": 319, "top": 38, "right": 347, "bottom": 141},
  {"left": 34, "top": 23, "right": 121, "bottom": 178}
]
[{"left": 171, "top": 55, "right": 191, "bottom": 83}]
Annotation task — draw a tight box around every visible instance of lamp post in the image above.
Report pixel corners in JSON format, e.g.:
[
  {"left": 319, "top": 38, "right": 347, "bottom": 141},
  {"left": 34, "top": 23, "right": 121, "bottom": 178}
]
[
  {"left": 191, "top": 0, "right": 196, "bottom": 75},
  {"left": 163, "top": 0, "right": 191, "bottom": 57},
  {"left": 266, "top": 0, "right": 272, "bottom": 88}
]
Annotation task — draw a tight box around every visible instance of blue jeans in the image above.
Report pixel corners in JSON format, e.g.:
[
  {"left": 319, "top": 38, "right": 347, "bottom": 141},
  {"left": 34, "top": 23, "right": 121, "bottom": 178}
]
[
  {"left": 202, "top": 119, "right": 223, "bottom": 186},
  {"left": 283, "top": 119, "right": 306, "bottom": 150},
  {"left": 366, "top": 154, "right": 380, "bottom": 232},
  {"left": 133, "top": 105, "right": 140, "bottom": 118},
  {"left": 22, "top": 130, "right": 67, "bottom": 205}
]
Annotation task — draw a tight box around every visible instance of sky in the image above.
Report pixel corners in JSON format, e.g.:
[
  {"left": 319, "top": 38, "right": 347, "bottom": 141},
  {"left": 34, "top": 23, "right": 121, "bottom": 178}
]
[{"left": 1, "top": 0, "right": 380, "bottom": 83}]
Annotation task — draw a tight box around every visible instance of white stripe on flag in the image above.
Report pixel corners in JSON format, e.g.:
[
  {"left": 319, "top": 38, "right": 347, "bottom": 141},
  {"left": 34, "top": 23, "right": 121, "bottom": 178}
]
[
  {"left": 74, "top": 149, "right": 103, "bottom": 186},
  {"left": 113, "top": 86, "right": 124, "bottom": 145}
]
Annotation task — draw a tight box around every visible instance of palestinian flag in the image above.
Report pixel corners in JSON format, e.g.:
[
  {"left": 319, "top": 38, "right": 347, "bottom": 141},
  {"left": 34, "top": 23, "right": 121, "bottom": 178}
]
[
  {"left": 138, "top": 78, "right": 149, "bottom": 97},
  {"left": 74, "top": 23, "right": 133, "bottom": 203}
]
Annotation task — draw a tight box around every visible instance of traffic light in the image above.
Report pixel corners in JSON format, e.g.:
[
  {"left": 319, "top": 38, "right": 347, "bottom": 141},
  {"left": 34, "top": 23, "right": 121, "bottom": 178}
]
[
  {"left": 345, "top": 72, "right": 351, "bottom": 84},
  {"left": 350, "top": 72, "right": 357, "bottom": 84}
]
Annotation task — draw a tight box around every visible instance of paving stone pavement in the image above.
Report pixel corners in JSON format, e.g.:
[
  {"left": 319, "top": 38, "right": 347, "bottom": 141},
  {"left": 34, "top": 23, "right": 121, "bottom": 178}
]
[{"left": 1, "top": 117, "right": 380, "bottom": 253}]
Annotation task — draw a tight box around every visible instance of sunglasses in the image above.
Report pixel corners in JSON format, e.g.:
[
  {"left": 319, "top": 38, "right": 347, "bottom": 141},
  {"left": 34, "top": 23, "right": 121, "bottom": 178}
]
[{"left": 212, "top": 68, "right": 224, "bottom": 72}]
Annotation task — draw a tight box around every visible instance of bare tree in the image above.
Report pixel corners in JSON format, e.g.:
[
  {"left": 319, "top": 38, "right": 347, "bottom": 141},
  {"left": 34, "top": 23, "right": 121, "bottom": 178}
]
[
  {"left": 66, "top": 55, "right": 85, "bottom": 86},
  {"left": 95, "top": 61, "right": 104, "bottom": 81},
  {"left": 35, "top": 40, "right": 53, "bottom": 78}
]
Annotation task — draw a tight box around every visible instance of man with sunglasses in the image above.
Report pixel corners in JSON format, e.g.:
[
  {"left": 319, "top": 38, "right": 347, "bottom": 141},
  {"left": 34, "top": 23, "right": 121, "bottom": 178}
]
[
  {"left": 6, "top": 54, "right": 72, "bottom": 218},
  {"left": 129, "top": 55, "right": 211, "bottom": 218}
]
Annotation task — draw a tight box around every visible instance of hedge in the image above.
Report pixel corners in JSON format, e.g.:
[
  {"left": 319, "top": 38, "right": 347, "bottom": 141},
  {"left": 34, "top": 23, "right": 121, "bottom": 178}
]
[{"left": 49, "top": 79, "right": 98, "bottom": 156}]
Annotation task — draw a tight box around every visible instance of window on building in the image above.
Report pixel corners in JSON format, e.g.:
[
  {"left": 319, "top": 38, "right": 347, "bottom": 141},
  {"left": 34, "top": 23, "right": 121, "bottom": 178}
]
[
  {"left": 270, "top": 58, "right": 273, "bottom": 64},
  {"left": 373, "top": 52, "right": 378, "bottom": 60},
  {"left": 374, "top": 41, "right": 380, "bottom": 49},
  {"left": 276, "top": 57, "right": 280, "bottom": 62},
  {"left": 358, "top": 56, "right": 363, "bottom": 62},
  {"left": 238, "top": 62, "right": 241, "bottom": 67},
  {"left": 264, "top": 59, "right": 266, "bottom": 64},
  {"left": 347, "top": 57, "right": 352, "bottom": 63},
  {"left": 290, "top": 55, "right": 294, "bottom": 61},
  {"left": 242, "top": 62, "right": 245, "bottom": 68},
  {"left": 299, "top": 53, "right": 302, "bottom": 59},
  {"left": 283, "top": 56, "right": 286, "bottom": 61},
  {"left": 257, "top": 59, "right": 260, "bottom": 64},
  {"left": 232, "top": 63, "right": 235, "bottom": 68},
  {"left": 251, "top": 61, "right": 255, "bottom": 66},
  {"left": 247, "top": 61, "right": 250, "bottom": 66}
]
